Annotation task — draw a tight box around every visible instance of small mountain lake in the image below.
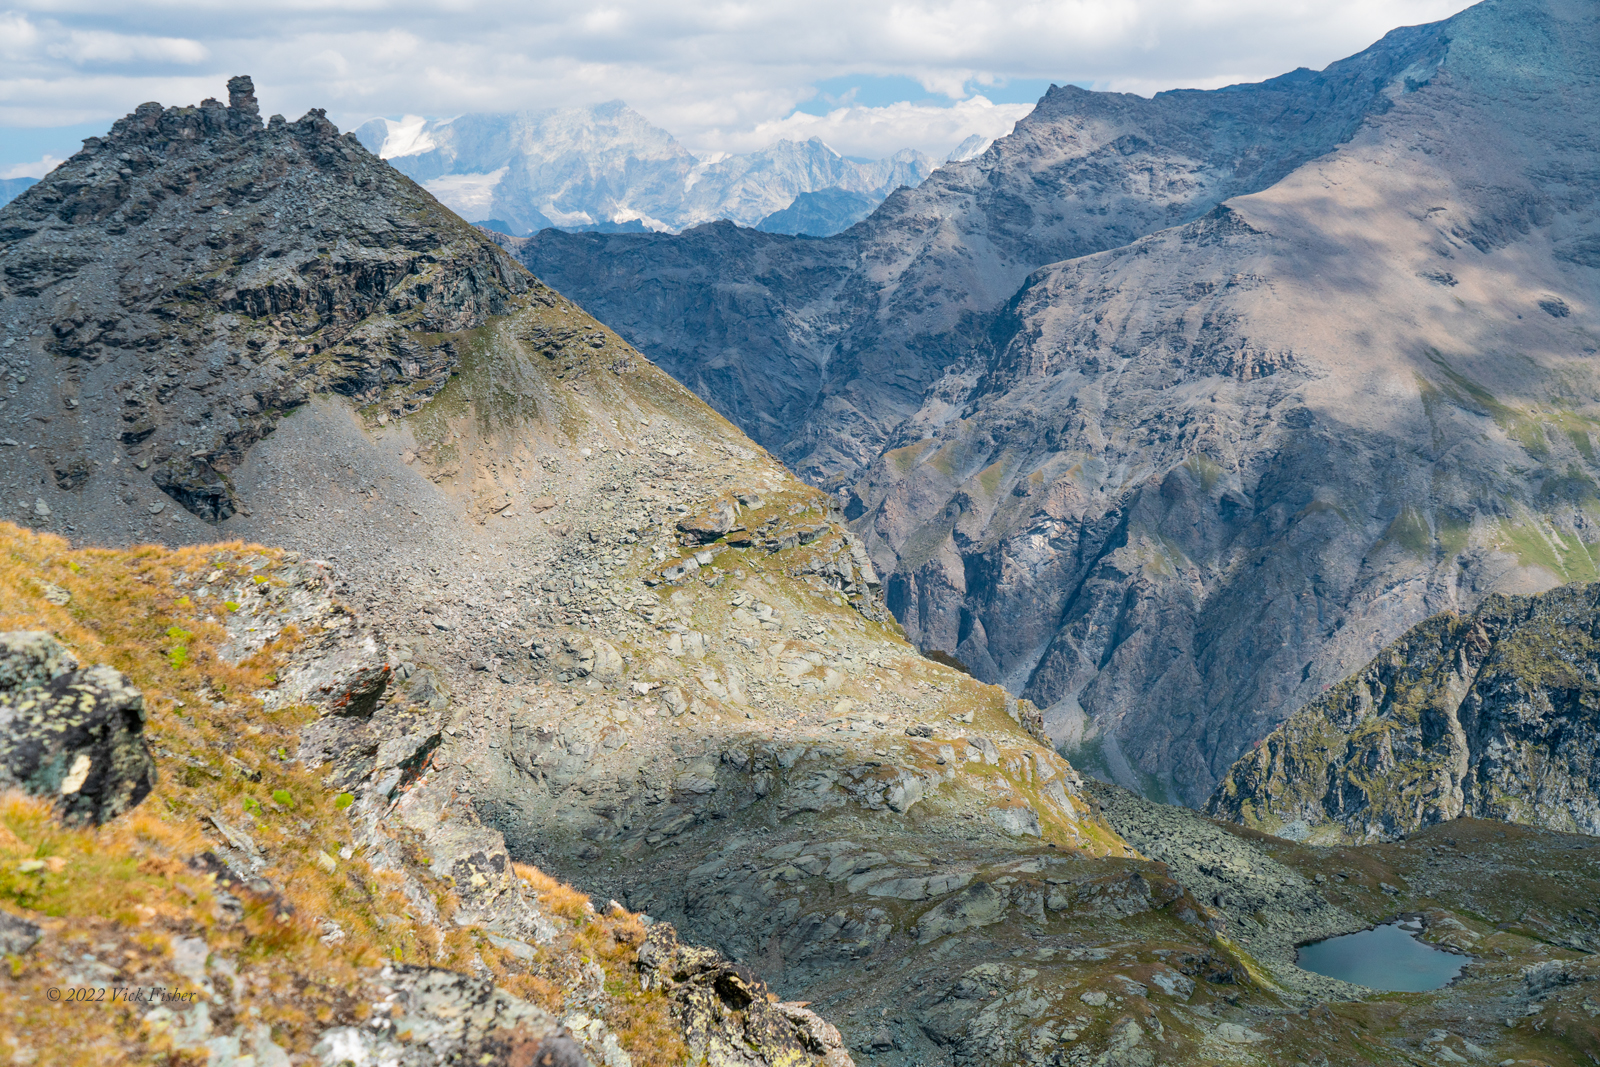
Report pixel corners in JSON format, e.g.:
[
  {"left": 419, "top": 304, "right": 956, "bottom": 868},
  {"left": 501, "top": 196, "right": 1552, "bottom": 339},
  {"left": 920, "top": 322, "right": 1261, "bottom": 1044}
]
[{"left": 1296, "top": 920, "right": 1468, "bottom": 991}]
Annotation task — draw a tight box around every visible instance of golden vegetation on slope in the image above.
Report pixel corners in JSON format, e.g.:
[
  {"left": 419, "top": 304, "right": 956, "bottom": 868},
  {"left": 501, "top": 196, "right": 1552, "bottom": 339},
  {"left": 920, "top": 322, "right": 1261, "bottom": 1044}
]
[
  {"left": 0, "top": 522, "right": 690, "bottom": 1065},
  {"left": 512, "top": 863, "right": 691, "bottom": 1067},
  {"left": 0, "top": 522, "right": 404, "bottom": 1061}
]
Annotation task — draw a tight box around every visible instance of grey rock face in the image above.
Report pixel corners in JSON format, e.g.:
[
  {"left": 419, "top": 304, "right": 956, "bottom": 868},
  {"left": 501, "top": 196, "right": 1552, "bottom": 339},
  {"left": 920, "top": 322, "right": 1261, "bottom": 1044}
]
[
  {"left": 1209, "top": 583, "right": 1600, "bottom": 842},
  {"left": 0, "top": 75, "right": 529, "bottom": 526},
  {"left": 310, "top": 964, "right": 575, "bottom": 1067},
  {"left": 526, "top": 0, "right": 1599, "bottom": 806},
  {"left": 519, "top": 18, "right": 1447, "bottom": 481},
  {"left": 637, "top": 922, "right": 853, "bottom": 1067},
  {"left": 273, "top": 628, "right": 392, "bottom": 717},
  {"left": 0, "top": 633, "right": 155, "bottom": 824}
]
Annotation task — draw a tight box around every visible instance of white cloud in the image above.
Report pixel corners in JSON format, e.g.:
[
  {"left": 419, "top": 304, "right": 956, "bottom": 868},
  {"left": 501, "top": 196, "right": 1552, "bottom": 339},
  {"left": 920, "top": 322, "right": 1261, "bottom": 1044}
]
[
  {"left": 48, "top": 30, "right": 208, "bottom": 66},
  {"left": 701, "top": 96, "right": 1035, "bottom": 160},
  {"left": 0, "top": 0, "right": 1480, "bottom": 157},
  {"left": 2, "top": 154, "right": 61, "bottom": 179},
  {"left": 0, "top": 12, "right": 42, "bottom": 59}
]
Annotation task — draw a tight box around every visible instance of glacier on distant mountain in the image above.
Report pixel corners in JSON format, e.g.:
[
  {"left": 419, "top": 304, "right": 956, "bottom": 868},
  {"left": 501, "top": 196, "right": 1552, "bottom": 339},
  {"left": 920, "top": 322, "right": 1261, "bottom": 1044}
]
[
  {"left": 354, "top": 102, "right": 935, "bottom": 236},
  {"left": 946, "top": 134, "right": 994, "bottom": 161}
]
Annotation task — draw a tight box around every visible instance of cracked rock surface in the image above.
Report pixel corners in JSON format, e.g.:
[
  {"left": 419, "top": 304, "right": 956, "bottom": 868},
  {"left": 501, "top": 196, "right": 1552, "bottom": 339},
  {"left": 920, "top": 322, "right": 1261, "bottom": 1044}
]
[{"left": 0, "top": 630, "right": 154, "bottom": 824}]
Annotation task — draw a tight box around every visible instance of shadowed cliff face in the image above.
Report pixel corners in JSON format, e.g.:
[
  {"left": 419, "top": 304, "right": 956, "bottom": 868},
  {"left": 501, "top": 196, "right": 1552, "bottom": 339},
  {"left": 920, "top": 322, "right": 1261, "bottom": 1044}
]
[
  {"left": 521, "top": 0, "right": 1600, "bottom": 806},
  {"left": 0, "top": 76, "right": 528, "bottom": 526}
]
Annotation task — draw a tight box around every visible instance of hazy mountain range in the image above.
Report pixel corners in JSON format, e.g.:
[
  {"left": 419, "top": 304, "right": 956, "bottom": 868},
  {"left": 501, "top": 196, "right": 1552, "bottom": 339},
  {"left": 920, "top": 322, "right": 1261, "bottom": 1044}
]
[
  {"left": 354, "top": 102, "right": 937, "bottom": 236},
  {"left": 517, "top": 0, "right": 1600, "bottom": 807},
  {"left": 0, "top": 177, "right": 37, "bottom": 209}
]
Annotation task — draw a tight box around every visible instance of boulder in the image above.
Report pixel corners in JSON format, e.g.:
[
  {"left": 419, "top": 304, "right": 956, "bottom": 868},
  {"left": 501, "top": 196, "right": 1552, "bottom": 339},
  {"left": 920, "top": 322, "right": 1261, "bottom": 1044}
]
[
  {"left": 564, "top": 635, "right": 623, "bottom": 683},
  {"left": 677, "top": 499, "right": 737, "bottom": 544},
  {"left": 275, "top": 631, "right": 391, "bottom": 717},
  {"left": 965, "top": 736, "right": 1000, "bottom": 765},
  {"left": 1149, "top": 966, "right": 1195, "bottom": 1000},
  {"left": 916, "top": 881, "right": 1008, "bottom": 942},
  {"left": 636, "top": 923, "right": 853, "bottom": 1067},
  {"left": 652, "top": 557, "right": 701, "bottom": 584},
  {"left": 0, "top": 632, "right": 156, "bottom": 825},
  {"left": 989, "top": 805, "right": 1041, "bottom": 837}
]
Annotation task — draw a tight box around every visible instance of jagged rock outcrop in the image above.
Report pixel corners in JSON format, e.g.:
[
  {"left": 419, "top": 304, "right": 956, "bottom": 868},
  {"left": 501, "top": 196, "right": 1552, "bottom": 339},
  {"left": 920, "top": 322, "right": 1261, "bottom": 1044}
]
[
  {"left": 637, "top": 922, "right": 854, "bottom": 1067},
  {"left": 0, "top": 75, "right": 528, "bottom": 524},
  {"left": 0, "top": 631, "right": 154, "bottom": 824},
  {"left": 524, "top": 0, "right": 1600, "bottom": 805},
  {"left": 1208, "top": 584, "right": 1600, "bottom": 842}
]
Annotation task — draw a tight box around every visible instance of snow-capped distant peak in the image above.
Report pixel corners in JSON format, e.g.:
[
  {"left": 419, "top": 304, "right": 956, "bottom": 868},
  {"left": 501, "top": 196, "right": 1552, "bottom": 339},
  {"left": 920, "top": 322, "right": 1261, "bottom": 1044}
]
[
  {"left": 947, "top": 134, "right": 993, "bottom": 162},
  {"left": 364, "top": 102, "right": 939, "bottom": 236},
  {"left": 375, "top": 116, "right": 437, "bottom": 160}
]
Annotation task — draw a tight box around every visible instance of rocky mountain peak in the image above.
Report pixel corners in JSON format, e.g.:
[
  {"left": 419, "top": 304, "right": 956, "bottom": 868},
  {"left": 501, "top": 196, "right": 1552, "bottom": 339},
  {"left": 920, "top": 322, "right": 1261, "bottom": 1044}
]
[{"left": 0, "top": 75, "right": 528, "bottom": 525}]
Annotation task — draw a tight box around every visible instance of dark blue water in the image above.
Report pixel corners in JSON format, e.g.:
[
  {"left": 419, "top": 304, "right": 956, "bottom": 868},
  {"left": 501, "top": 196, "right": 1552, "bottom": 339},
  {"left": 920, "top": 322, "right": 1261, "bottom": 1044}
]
[{"left": 1296, "top": 922, "right": 1467, "bottom": 991}]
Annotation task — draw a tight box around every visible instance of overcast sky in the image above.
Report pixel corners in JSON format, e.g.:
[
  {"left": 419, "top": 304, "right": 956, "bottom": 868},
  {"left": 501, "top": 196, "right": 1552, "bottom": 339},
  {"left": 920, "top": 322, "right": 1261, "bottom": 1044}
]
[{"left": 1, "top": 0, "right": 1477, "bottom": 177}]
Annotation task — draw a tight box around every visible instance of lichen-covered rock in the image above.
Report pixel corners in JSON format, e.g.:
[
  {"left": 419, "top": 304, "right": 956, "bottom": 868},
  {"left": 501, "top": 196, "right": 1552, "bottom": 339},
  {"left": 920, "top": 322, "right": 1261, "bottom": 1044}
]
[
  {"left": 1208, "top": 583, "right": 1600, "bottom": 842},
  {"left": 0, "top": 632, "right": 79, "bottom": 695},
  {"left": 637, "top": 923, "right": 854, "bottom": 1067},
  {"left": 0, "top": 643, "right": 156, "bottom": 825},
  {"left": 271, "top": 629, "right": 391, "bottom": 717},
  {"left": 311, "top": 964, "right": 579, "bottom": 1067}
]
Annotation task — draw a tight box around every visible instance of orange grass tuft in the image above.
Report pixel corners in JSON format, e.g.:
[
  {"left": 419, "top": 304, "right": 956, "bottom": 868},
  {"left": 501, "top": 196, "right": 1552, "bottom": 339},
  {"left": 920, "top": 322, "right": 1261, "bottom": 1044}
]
[{"left": 0, "top": 522, "right": 696, "bottom": 1065}]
